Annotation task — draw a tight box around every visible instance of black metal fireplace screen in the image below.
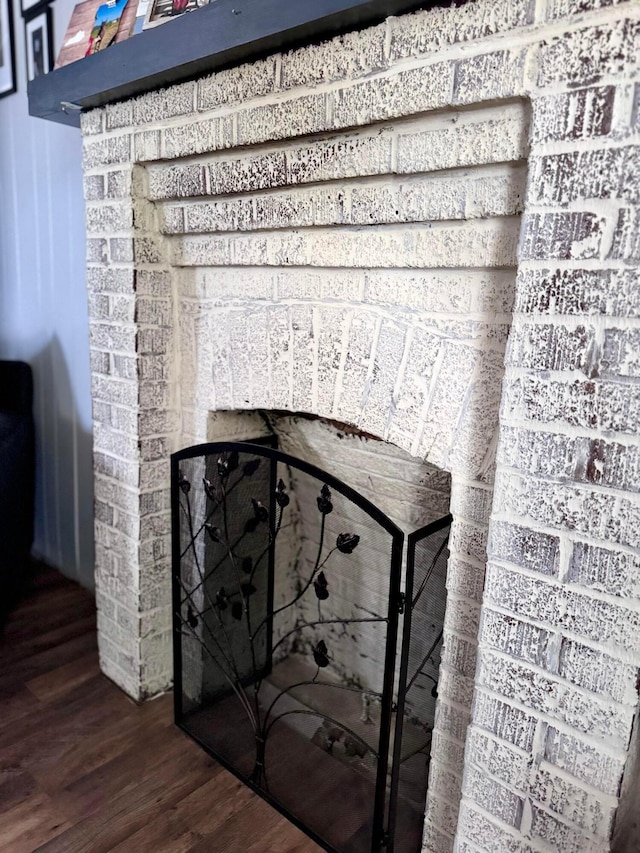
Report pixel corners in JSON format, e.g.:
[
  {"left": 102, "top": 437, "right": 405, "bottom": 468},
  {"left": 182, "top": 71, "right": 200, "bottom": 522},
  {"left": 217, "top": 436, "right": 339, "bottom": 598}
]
[{"left": 171, "top": 441, "right": 451, "bottom": 853}]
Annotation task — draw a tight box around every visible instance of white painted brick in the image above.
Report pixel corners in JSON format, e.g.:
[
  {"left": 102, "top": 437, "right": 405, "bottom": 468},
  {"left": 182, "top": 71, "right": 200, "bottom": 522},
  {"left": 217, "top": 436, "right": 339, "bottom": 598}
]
[
  {"left": 198, "top": 56, "right": 276, "bottom": 111},
  {"left": 446, "top": 558, "right": 485, "bottom": 604},
  {"left": 162, "top": 117, "right": 226, "bottom": 160},
  {"left": 481, "top": 609, "right": 552, "bottom": 668},
  {"left": 332, "top": 62, "right": 453, "bottom": 128},
  {"left": 365, "top": 269, "right": 514, "bottom": 317},
  {"left": 236, "top": 94, "right": 327, "bottom": 145},
  {"left": 438, "top": 666, "right": 475, "bottom": 709},
  {"left": 530, "top": 763, "right": 617, "bottom": 837},
  {"left": 86, "top": 204, "right": 133, "bottom": 234},
  {"left": 132, "top": 199, "right": 157, "bottom": 234},
  {"left": 494, "top": 468, "right": 640, "bottom": 551},
  {"left": 87, "top": 269, "right": 134, "bottom": 297},
  {"left": 290, "top": 305, "right": 315, "bottom": 413},
  {"left": 545, "top": 726, "right": 626, "bottom": 796},
  {"left": 209, "top": 151, "right": 287, "bottom": 196},
  {"left": 136, "top": 297, "right": 172, "bottom": 326},
  {"left": 94, "top": 453, "right": 139, "bottom": 490},
  {"left": 134, "top": 235, "right": 164, "bottom": 265},
  {"left": 97, "top": 610, "right": 138, "bottom": 657},
  {"left": 441, "top": 632, "right": 478, "bottom": 680},
  {"left": 531, "top": 85, "right": 616, "bottom": 144},
  {"left": 110, "top": 403, "right": 138, "bottom": 433},
  {"left": 90, "top": 321, "right": 136, "bottom": 353},
  {"left": 456, "top": 800, "right": 526, "bottom": 853},
  {"left": 282, "top": 24, "right": 386, "bottom": 89},
  {"left": 133, "top": 81, "right": 195, "bottom": 125},
  {"left": 353, "top": 176, "right": 467, "bottom": 224},
  {"left": 396, "top": 104, "right": 528, "bottom": 175},
  {"left": 171, "top": 235, "right": 230, "bottom": 266},
  {"left": 80, "top": 109, "right": 104, "bottom": 135},
  {"left": 315, "top": 306, "right": 346, "bottom": 416},
  {"left": 207, "top": 314, "right": 234, "bottom": 410},
  {"left": 136, "top": 269, "right": 173, "bottom": 297},
  {"left": 361, "top": 319, "right": 407, "bottom": 438},
  {"left": 112, "top": 354, "right": 138, "bottom": 379},
  {"left": 485, "top": 561, "right": 640, "bottom": 656},
  {"left": 79, "top": 6, "right": 640, "bottom": 846},
  {"left": 159, "top": 205, "right": 184, "bottom": 234},
  {"left": 514, "top": 268, "right": 640, "bottom": 318},
  {"left": 502, "top": 373, "right": 640, "bottom": 435},
  {"left": 333, "top": 310, "right": 377, "bottom": 424},
  {"left": 92, "top": 375, "right": 138, "bottom": 408},
  {"left": 465, "top": 727, "right": 530, "bottom": 790},
  {"left": 538, "top": 19, "right": 640, "bottom": 88},
  {"left": 454, "top": 49, "right": 528, "bottom": 105},
  {"left": 387, "top": 328, "right": 441, "bottom": 446},
  {"left": 172, "top": 218, "right": 519, "bottom": 269},
  {"left": 529, "top": 804, "right": 603, "bottom": 853},
  {"left": 477, "top": 648, "right": 634, "bottom": 744},
  {"left": 434, "top": 698, "right": 472, "bottom": 743},
  {"left": 139, "top": 380, "right": 170, "bottom": 410},
  {"left": 450, "top": 482, "right": 493, "bottom": 527},
  {"left": 288, "top": 131, "right": 392, "bottom": 185},
  {"left": 388, "top": 0, "right": 532, "bottom": 61},
  {"left": 488, "top": 519, "right": 560, "bottom": 576},
  {"left": 422, "top": 819, "right": 455, "bottom": 853},
  {"left": 106, "top": 169, "right": 133, "bottom": 199},
  {"left": 109, "top": 237, "right": 134, "bottom": 263},
  {"left": 84, "top": 174, "right": 104, "bottom": 201},
  {"left": 88, "top": 293, "right": 109, "bottom": 321},
  {"left": 182, "top": 268, "right": 273, "bottom": 303},
  {"left": 559, "top": 637, "right": 638, "bottom": 704},
  {"left": 105, "top": 101, "right": 133, "bottom": 131},
  {"left": 424, "top": 790, "right": 460, "bottom": 838},
  {"left": 568, "top": 541, "right": 640, "bottom": 599},
  {"left": 134, "top": 130, "right": 161, "bottom": 163},
  {"left": 462, "top": 764, "right": 524, "bottom": 828},
  {"left": 87, "top": 238, "right": 108, "bottom": 264},
  {"left": 170, "top": 200, "right": 237, "bottom": 234},
  {"left": 472, "top": 691, "right": 538, "bottom": 751},
  {"left": 140, "top": 458, "right": 169, "bottom": 491},
  {"left": 138, "top": 408, "right": 177, "bottom": 438},
  {"left": 429, "top": 762, "right": 464, "bottom": 806},
  {"left": 148, "top": 164, "right": 206, "bottom": 200},
  {"left": 93, "top": 424, "right": 138, "bottom": 460},
  {"left": 83, "top": 135, "right": 131, "bottom": 170}
]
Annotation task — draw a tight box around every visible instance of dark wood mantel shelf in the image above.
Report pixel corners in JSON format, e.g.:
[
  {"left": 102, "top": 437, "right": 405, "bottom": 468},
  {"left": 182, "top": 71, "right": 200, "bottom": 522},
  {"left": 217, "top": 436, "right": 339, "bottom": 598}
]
[{"left": 28, "top": 0, "right": 432, "bottom": 128}]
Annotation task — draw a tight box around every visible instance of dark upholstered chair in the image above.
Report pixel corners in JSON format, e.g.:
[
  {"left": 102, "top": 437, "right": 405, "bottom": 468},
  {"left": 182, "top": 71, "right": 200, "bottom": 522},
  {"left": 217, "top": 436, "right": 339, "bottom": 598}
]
[{"left": 0, "top": 361, "right": 35, "bottom": 625}]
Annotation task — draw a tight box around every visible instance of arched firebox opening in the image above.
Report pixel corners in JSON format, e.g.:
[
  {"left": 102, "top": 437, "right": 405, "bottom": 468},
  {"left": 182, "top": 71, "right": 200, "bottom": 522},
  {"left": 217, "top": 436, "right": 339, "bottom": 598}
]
[{"left": 172, "top": 414, "right": 453, "bottom": 852}]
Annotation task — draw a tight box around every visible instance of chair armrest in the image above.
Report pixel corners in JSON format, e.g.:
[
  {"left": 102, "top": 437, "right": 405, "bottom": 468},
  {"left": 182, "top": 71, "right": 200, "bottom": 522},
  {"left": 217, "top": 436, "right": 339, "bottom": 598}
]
[{"left": 0, "top": 361, "right": 33, "bottom": 414}]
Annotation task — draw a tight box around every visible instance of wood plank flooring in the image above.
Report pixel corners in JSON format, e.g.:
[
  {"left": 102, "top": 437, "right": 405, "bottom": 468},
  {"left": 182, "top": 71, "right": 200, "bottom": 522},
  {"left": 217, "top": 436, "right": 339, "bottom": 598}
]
[{"left": 0, "top": 567, "right": 321, "bottom": 853}]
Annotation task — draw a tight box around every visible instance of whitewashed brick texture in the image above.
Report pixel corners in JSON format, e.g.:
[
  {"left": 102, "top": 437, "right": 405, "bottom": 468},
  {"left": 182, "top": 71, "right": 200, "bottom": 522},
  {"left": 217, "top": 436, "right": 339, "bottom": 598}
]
[{"left": 81, "top": 0, "right": 640, "bottom": 849}]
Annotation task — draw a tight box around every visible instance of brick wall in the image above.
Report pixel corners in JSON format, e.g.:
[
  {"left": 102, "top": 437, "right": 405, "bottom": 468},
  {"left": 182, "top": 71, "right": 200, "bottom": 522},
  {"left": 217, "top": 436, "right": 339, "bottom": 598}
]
[{"left": 81, "top": 0, "right": 640, "bottom": 849}]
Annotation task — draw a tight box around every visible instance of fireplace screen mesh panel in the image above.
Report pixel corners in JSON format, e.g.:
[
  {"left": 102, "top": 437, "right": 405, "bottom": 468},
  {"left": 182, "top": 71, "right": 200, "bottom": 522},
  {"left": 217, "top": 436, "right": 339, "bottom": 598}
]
[
  {"left": 171, "top": 441, "right": 450, "bottom": 853},
  {"left": 389, "top": 517, "right": 451, "bottom": 853}
]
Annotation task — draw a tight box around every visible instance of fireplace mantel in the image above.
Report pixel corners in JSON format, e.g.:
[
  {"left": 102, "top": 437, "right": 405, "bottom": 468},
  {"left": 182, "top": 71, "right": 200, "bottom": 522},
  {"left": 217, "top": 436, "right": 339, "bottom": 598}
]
[{"left": 28, "top": 0, "right": 434, "bottom": 127}]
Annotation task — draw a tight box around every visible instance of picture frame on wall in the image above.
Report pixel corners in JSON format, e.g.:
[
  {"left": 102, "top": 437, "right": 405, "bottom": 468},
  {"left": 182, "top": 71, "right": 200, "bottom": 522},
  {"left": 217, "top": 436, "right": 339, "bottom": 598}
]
[
  {"left": 25, "top": 6, "right": 52, "bottom": 82},
  {"left": 0, "top": 0, "right": 17, "bottom": 98},
  {"left": 55, "top": 0, "right": 138, "bottom": 70},
  {"left": 143, "top": 0, "right": 211, "bottom": 31},
  {"left": 21, "top": 0, "right": 47, "bottom": 19}
]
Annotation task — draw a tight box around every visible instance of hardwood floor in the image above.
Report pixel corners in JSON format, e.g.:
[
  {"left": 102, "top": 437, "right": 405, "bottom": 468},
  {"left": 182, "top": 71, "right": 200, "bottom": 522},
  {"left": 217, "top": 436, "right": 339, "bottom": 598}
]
[{"left": 0, "top": 567, "right": 321, "bottom": 853}]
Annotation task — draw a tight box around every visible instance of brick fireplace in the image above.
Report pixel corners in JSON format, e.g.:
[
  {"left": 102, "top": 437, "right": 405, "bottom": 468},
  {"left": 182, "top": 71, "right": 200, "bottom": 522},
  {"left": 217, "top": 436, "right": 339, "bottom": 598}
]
[{"left": 81, "top": 0, "right": 640, "bottom": 849}]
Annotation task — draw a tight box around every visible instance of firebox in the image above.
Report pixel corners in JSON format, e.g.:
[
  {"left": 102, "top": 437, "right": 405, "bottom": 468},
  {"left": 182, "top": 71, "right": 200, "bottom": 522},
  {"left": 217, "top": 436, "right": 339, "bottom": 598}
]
[{"left": 172, "top": 440, "right": 451, "bottom": 853}]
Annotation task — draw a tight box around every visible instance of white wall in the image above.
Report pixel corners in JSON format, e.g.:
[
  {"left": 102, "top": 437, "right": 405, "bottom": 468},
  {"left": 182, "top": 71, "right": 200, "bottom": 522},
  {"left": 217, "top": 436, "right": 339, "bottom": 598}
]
[{"left": 0, "top": 0, "right": 94, "bottom": 588}]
